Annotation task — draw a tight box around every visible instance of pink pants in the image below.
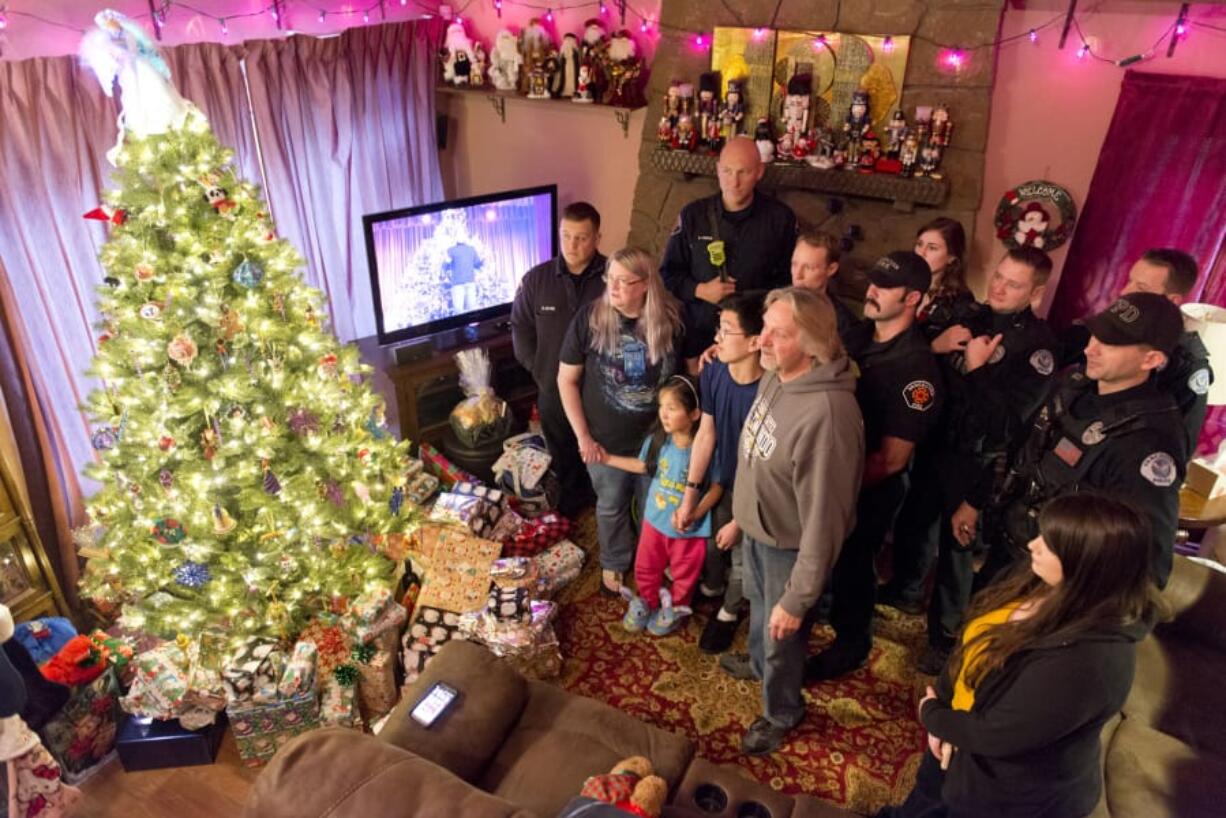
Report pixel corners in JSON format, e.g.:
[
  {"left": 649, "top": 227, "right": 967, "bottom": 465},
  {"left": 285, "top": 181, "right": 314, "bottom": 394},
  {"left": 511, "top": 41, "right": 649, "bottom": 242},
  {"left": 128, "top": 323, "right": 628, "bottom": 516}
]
[{"left": 635, "top": 521, "right": 706, "bottom": 609}]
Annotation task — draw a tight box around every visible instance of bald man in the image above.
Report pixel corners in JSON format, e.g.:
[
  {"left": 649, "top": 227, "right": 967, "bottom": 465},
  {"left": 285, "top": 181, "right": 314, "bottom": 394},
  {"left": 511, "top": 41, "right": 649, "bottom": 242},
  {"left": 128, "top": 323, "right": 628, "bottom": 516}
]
[{"left": 661, "top": 136, "right": 798, "bottom": 367}]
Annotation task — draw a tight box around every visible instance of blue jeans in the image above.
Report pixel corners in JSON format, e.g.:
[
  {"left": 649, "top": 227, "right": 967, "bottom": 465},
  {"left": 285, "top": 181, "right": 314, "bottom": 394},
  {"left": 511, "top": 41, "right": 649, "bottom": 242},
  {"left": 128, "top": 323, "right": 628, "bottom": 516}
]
[
  {"left": 743, "top": 537, "right": 819, "bottom": 730},
  {"left": 586, "top": 462, "right": 644, "bottom": 573}
]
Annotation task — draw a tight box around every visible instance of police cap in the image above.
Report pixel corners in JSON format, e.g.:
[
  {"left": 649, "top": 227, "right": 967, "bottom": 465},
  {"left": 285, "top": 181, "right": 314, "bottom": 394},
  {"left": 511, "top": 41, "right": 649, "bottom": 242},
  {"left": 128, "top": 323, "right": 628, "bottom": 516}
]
[
  {"left": 868, "top": 251, "right": 932, "bottom": 294},
  {"left": 1085, "top": 292, "right": 1182, "bottom": 354}
]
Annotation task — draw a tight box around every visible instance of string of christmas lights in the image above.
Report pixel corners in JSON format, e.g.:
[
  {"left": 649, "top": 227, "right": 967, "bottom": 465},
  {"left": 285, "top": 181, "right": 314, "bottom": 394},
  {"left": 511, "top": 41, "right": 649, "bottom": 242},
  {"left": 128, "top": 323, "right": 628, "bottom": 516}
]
[{"left": 0, "top": 0, "right": 1218, "bottom": 69}]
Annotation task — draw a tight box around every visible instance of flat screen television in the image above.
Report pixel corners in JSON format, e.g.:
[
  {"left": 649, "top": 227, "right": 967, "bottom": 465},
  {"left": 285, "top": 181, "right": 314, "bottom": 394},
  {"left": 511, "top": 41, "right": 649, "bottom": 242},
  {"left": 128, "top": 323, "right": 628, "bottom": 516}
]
[{"left": 364, "top": 185, "right": 558, "bottom": 346}]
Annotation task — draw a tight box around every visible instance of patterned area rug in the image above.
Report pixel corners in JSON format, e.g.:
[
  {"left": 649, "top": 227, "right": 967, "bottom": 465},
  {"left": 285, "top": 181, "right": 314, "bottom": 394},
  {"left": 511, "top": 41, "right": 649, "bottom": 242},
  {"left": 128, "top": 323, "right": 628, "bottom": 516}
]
[{"left": 551, "top": 511, "right": 928, "bottom": 817}]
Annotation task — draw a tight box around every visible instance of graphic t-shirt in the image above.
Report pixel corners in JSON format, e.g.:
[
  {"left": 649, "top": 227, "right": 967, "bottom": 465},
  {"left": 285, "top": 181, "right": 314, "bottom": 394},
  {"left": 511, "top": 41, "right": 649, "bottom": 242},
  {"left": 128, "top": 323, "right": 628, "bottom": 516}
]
[
  {"left": 559, "top": 303, "right": 679, "bottom": 455},
  {"left": 699, "top": 359, "right": 762, "bottom": 488},
  {"left": 639, "top": 436, "right": 711, "bottom": 538}
]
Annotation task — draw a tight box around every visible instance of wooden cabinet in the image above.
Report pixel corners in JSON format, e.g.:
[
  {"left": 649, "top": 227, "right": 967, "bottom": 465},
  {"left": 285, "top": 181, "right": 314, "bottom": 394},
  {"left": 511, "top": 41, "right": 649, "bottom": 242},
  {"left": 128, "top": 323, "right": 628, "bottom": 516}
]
[
  {"left": 354, "top": 330, "right": 537, "bottom": 451},
  {"left": 0, "top": 448, "right": 69, "bottom": 622}
]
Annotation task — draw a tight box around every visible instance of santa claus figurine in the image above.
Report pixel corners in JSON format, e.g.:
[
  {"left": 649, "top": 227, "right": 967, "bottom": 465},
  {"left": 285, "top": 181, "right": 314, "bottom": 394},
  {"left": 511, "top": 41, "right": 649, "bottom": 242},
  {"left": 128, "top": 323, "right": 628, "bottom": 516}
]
[
  {"left": 550, "top": 32, "right": 581, "bottom": 98},
  {"left": 1013, "top": 202, "right": 1051, "bottom": 248},
  {"left": 604, "top": 30, "right": 644, "bottom": 107},
  {"left": 440, "top": 21, "right": 476, "bottom": 87},
  {"left": 581, "top": 19, "right": 609, "bottom": 102},
  {"left": 519, "top": 18, "right": 554, "bottom": 96},
  {"left": 574, "top": 60, "right": 596, "bottom": 103},
  {"left": 472, "top": 42, "right": 488, "bottom": 87},
  {"left": 488, "top": 29, "right": 522, "bottom": 91}
]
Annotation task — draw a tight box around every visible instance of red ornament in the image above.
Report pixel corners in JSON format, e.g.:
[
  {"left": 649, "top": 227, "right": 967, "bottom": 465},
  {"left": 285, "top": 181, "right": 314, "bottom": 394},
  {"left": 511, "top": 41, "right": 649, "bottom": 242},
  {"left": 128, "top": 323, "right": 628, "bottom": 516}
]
[
  {"left": 357, "top": 448, "right": 370, "bottom": 461},
  {"left": 159, "top": 436, "right": 176, "bottom": 451}
]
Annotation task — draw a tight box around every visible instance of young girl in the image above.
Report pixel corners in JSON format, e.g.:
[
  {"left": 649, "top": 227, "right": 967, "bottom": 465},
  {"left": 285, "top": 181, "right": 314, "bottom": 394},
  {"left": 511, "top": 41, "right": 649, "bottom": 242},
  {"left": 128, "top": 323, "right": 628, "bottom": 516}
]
[{"left": 604, "top": 376, "right": 723, "bottom": 636}]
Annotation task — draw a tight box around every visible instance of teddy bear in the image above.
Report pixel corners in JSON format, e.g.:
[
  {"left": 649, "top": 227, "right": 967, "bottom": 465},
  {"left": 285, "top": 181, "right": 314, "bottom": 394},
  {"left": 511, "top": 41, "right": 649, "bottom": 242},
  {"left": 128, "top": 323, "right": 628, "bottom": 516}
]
[{"left": 577, "top": 755, "right": 668, "bottom": 818}]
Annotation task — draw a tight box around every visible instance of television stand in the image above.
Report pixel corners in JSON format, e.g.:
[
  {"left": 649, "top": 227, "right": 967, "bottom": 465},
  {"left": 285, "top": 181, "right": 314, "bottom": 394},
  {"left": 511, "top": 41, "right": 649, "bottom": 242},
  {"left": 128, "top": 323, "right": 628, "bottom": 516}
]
[{"left": 353, "top": 330, "right": 536, "bottom": 450}]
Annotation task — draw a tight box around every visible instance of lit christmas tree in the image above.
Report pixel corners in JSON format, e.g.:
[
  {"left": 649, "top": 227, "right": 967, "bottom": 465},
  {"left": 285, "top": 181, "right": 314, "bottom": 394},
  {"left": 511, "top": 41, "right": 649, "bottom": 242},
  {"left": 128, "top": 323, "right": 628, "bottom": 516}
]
[{"left": 76, "top": 10, "right": 418, "bottom": 644}]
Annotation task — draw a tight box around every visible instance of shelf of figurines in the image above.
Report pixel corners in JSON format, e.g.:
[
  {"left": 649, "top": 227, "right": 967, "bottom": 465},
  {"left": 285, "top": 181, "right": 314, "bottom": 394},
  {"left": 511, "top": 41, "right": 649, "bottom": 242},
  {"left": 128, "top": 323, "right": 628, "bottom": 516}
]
[
  {"left": 650, "top": 148, "right": 950, "bottom": 212},
  {"left": 436, "top": 85, "right": 646, "bottom": 138}
]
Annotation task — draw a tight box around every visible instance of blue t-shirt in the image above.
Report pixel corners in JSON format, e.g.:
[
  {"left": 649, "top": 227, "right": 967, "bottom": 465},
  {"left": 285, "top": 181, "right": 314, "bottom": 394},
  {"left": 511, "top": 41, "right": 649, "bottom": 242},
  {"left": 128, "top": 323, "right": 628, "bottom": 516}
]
[
  {"left": 446, "top": 243, "right": 481, "bottom": 285},
  {"left": 699, "top": 360, "right": 762, "bottom": 488},
  {"left": 639, "top": 435, "right": 711, "bottom": 538}
]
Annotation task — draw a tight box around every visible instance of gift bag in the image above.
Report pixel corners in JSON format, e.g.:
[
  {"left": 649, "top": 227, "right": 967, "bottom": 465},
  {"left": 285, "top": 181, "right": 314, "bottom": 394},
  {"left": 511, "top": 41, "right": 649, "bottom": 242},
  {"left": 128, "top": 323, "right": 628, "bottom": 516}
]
[
  {"left": 492, "top": 434, "right": 559, "bottom": 518},
  {"left": 319, "top": 678, "right": 361, "bottom": 730},
  {"left": 38, "top": 668, "right": 121, "bottom": 783},
  {"left": 534, "top": 540, "right": 587, "bottom": 597}
]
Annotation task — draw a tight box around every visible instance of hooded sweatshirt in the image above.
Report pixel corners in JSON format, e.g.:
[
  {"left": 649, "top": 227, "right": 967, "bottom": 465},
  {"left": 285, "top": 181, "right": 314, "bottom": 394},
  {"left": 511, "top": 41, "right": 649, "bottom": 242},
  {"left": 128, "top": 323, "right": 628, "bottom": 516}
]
[{"left": 732, "top": 358, "right": 864, "bottom": 618}]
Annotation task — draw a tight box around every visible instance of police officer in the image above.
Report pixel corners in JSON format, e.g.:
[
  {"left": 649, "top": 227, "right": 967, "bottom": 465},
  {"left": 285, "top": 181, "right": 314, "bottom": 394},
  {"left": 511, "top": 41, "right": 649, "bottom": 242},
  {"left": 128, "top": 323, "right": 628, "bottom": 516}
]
[
  {"left": 1058, "top": 249, "right": 1211, "bottom": 455},
  {"left": 660, "top": 136, "right": 796, "bottom": 368},
  {"left": 920, "top": 246, "right": 1058, "bottom": 675},
  {"left": 805, "top": 251, "right": 945, "bottom": 682},
  {"left": 985, "top": 292, "right": 1186, "bottom": 589},
  {"left": 510, "top": 202, "right": 606, "bottom": 516}
]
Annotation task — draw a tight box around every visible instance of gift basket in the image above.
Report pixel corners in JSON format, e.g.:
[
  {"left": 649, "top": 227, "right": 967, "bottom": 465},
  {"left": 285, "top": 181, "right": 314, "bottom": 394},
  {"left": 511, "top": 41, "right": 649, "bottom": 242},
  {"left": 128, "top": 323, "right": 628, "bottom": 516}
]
[{"left": 450, "top": 348, "right": 513, "bottom": 447}]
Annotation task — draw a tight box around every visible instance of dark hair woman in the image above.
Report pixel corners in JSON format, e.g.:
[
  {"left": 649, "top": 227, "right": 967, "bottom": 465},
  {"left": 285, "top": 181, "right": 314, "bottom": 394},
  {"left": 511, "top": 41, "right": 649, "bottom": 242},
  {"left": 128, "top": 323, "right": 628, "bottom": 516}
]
[
  {"left": 881, "top": 493, "right": 1159, "bottom": 818},
  {"left": 913, "top": 217, "right": 977, "bottom": 340}
]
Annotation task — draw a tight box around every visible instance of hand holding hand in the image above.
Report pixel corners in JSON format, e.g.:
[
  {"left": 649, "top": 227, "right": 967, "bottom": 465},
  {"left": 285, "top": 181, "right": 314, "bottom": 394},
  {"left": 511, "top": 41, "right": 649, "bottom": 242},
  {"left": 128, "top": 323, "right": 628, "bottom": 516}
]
[
  {"left": 696, "top": 278, "right": 737, "bottom": 305},
  {"left": 931, "top": 325, "right": 972, "bottom": 354},
  {"left": 578, "top": 436, "right": 607, "bottom": 465},
  {"left": 963, "top": 333, "right": 1004, "bottom": 372}
]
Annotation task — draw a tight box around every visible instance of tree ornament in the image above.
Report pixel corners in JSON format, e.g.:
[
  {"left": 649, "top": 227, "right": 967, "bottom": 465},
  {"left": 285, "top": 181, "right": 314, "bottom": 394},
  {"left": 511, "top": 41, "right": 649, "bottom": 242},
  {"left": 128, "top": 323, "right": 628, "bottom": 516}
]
[
  {"left": 389, "top": 484, "right": 404, "bottom": 516},
  {"left": 152, "top": 517, "right": 186, "bottom": 543},
  {"left": 318, "top": 353, "right": 339, "bottom": 378},
  {"left": 212, "top": 503, "right": 236, "bottom": 534},
  {"left": 83, "top": 204, "right": 127, "bottom": 225},
  {"left": 232, "top": 259, "right": 265, "bottom": 289},
  {"left": 322, "top": 480, "right": 344, "bottom": 507},
  {"left": 351, "top": 642, "right": 376, "bottom": 664},
  {"left": 262, "top": 461, "right": 282, "bottom": 495},
  {"left": 287, "top": 408, "right": 320, "bottom": 436},
  {"left": 91, "top": 427, "right": 117, "bottom": 451},
  {"left": 198, "top": 176, "right": 238, "bottom": 219},
  {"left": 134, "top": 262, "right": 156, "bottom": 281},
  {"left": 200, "top": 426, "right": 219, "bottom": 460},
  {"left": 104, "top": 275, "right": 121, "bottom": 288},
  {"left": 158, "top": 435, "right": 175, "bottom": 451},
  {"left": 364, "top": 409, "right": 389, "bottom": 440},
  {"left": 139, "top": 301, "right": 163, "bottom": 320},
  {"left": 173, "top": 560, "right": 211, "bottom": 589},
  {"left": 167, "top": 333, "right": 198, "bottom": 366},
  {"left": 333, "top": 663, "right": 359, "bottom": 687},
  {"left": 158, "top": 469, "right": 174, "bottom": 490},
  {"left": 272, "top": 293, "right": 286, "bottom": 319},
  {"left": 218, "top": 304, "right": 241, "bottom": 339},
  {"left": 162, "top": 363, "right": 182, "bottom": 392}
]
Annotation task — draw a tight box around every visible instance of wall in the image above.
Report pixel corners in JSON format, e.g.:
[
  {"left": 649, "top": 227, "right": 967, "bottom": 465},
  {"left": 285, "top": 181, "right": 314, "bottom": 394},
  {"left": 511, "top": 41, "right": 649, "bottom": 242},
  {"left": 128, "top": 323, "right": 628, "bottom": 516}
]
[{"left": 976, "top": 1, "right": 1226, "bottom": 301}]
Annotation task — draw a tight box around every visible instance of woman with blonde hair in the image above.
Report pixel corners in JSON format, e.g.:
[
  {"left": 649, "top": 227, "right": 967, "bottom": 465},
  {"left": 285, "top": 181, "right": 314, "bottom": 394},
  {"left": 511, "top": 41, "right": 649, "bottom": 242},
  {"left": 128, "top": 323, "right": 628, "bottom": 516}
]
[{"left": 558, "top": 247, "right": 684, "bottom": 594}]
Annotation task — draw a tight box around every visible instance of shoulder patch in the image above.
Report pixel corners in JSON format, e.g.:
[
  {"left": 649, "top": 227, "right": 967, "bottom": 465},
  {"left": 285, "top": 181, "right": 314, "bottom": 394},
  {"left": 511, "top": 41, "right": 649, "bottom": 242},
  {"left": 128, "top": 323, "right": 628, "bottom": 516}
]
[
  {"left": 1188, "top": 367, "right": 1211, "bottom": 396},
  {"left": 1030, "top": 349, "right": 1055, "bottom": 376},
  {"left": 903, "top": 380, "right": 936, "bottom": 411},
  {"left": 1140, "top": 452, "right": 1177, "bottom": 487},
  {"left": 989, "top": 343, "right": 1007, "bottom": 365}
]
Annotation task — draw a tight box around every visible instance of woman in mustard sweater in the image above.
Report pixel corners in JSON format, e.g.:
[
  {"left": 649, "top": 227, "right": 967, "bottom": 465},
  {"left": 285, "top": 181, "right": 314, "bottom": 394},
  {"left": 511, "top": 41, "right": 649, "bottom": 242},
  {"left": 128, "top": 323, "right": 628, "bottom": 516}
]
[{"left": 881, "top": 492, "right": 1158, "bottom": 818}]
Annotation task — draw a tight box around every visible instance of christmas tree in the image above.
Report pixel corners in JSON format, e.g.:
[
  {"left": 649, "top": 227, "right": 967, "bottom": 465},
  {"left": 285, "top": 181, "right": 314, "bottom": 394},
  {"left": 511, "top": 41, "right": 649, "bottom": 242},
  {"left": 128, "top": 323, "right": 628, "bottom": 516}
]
[{"left": 76, "top": 11, "right": 418, "bottom": 645}]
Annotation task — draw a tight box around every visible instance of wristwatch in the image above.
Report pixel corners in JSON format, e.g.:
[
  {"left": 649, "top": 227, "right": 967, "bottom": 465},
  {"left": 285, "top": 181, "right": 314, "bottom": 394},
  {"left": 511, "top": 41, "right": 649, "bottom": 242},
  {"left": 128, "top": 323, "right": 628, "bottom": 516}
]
[{"left": 685, "top": 481, "right": 703, "bottom": 490}]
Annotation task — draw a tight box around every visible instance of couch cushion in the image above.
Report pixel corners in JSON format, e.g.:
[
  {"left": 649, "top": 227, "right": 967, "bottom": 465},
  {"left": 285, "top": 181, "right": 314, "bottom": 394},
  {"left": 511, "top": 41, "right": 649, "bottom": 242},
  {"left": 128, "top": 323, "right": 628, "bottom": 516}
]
[
  {"left": 244, "top": 728, "right": 536, "bottom": 818},
  {"left": 1124, "top": 634, "right": 1226, "bottom": 757},
  {"left": 380, "top": 640, "right": 529, "bottom": 783},
  {"left": 1103, "top": 719, "right": 1226, "bottom": 818},
  {"left": 480, "top": 680, "right": 695, "bottom": 818}
]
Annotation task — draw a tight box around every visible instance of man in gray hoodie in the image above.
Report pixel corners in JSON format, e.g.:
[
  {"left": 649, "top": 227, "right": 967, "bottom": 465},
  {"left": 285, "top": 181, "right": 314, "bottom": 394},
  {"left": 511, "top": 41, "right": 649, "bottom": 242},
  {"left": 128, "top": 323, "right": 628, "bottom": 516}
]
[{"left": 721, "top": 287, "right": 865, "bottom": 755}]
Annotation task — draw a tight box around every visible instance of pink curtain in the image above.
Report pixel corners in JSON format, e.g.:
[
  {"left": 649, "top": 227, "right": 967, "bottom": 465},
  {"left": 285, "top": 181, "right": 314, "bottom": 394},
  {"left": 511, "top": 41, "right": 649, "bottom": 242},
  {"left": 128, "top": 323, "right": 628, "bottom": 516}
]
[
  {"left": 243, "top": 20, "right": 445, "bottom": 342},
  {"left": 1048, "top": 71, "right": 1226, "bottom": 453}
]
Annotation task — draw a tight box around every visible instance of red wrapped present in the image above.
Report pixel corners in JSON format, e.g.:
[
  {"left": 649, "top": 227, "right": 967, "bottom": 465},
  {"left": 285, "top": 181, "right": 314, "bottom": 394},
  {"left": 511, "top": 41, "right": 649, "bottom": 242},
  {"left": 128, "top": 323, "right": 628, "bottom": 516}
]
[
  {"left": 419, "top": 442, "right": 480, "bottom": 489},
  {"left": 506, "top": 512, "right": 571, "bottom": 558}
]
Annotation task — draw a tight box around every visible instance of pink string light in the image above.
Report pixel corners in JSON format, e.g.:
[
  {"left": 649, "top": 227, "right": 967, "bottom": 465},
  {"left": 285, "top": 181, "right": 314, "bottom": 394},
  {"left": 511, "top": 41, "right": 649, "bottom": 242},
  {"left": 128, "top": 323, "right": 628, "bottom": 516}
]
[{"left": 882, "top": 35, "right": 894, "bottom": 53}]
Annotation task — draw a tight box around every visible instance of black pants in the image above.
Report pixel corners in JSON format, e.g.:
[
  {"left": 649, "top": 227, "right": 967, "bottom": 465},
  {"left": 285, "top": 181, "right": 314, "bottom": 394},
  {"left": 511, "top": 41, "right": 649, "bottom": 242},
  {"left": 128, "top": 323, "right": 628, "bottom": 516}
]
[
  {"left": 878, "top": 752, "right": 955, "bottom": 818},
  {"left": 926, "top": 452, "right": 980, "bottom": 651},
  {"left": 537, "top": 386, "right": 593, "bottom": 511},
  {"left": 828, "top": 474, "right": 908, "bottom": 658},
  {"left": 884, "top": 445, "right": 941, "bottom": 604}
]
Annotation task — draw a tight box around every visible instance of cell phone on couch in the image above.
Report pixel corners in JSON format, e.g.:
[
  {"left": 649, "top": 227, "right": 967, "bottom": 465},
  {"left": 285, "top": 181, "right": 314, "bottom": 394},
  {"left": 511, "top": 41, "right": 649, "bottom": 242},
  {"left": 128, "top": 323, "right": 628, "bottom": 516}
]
[{"left": 409, "top": 681, "right": 460, "bottom": 727}]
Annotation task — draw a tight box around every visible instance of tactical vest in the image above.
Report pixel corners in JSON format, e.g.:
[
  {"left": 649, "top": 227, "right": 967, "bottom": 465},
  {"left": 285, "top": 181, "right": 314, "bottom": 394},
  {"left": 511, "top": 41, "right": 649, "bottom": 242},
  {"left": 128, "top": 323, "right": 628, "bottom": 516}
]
[{"left": 997, "top": 373, "right": 1179, "bottom": 552}]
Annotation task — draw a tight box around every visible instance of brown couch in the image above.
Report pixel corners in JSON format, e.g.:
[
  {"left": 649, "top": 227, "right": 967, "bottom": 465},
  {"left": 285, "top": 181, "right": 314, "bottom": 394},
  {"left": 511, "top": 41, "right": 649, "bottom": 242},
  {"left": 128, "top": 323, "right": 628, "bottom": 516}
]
[
  {"left": 1091, "top": 554, "right": 1226, "bottom": 817},
  {"left": 244, "top": 638, "right": 856, "bottom": 818}
]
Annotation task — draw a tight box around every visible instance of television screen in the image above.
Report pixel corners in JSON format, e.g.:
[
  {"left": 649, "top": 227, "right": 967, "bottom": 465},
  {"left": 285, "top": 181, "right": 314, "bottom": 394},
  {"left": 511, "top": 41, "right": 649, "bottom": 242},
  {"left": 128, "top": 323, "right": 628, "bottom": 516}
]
[{"left": 364, "top": 185, "right": 558, "bottom": 345}]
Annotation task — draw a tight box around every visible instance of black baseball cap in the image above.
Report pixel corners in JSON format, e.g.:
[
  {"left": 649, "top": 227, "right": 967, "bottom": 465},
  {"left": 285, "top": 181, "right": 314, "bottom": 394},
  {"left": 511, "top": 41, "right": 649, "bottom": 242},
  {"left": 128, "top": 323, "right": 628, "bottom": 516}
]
[
  {"left": 867, "top": 251, "right": 932, "bottom": 294},
  {"left": 1085, "top": 292, "right": 1183, "bottom": 354}
]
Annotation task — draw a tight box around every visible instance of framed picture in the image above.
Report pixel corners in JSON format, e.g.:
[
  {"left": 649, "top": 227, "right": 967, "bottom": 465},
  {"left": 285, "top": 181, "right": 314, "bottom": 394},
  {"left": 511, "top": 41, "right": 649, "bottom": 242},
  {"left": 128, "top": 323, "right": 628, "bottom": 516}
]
[{"left": 710, "top": 27, "right": 779, "bottom": 135}]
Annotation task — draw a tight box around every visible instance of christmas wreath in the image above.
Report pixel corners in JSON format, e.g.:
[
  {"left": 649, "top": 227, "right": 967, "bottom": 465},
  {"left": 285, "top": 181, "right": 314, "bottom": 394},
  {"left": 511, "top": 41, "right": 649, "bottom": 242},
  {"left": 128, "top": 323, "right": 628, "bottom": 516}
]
[{"left": 994, "top": 180, "right": 1077, "bottom": 251}]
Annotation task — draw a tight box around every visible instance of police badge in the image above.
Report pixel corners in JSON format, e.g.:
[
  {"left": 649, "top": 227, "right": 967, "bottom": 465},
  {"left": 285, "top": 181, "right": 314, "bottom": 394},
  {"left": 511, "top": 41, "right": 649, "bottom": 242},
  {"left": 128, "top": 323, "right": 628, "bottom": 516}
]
[
  {"left": 1081, "top": 421, "right": 1106, "bottom": 446},
  {"left": 1030, "top": 348, "right": 1055, "bottom": 376},
  {"left": 1140, "top": 452, "right": 1177, "bottom": 487}
]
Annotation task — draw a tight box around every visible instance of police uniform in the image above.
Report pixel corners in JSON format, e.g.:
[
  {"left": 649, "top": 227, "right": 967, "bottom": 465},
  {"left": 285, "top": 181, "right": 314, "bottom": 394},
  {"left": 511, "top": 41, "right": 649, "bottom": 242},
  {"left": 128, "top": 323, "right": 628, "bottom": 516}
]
[
  {"left": 510, "top": 252, "right": 607, "bottom": 511},
  {"left": 820, "top": 320, "right": 944, "bottom": 670},
  {"left": 660, "top": 191, "right": 796, "bottom": 358},
  {"left": 986, "top": 370, "right": 1185, "bottom": 588},
  {"left": 1057, "top": 323, "right": 1211, "bottom": 455},
  {"left": 927, "top": 305, "right": 1057, "bottom": 652}
]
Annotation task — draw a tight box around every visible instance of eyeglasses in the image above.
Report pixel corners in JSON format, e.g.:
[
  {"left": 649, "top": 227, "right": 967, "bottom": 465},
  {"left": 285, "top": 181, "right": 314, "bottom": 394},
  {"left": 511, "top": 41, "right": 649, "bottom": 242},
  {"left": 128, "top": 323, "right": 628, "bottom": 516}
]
[
  {"left": 603, "top": 274, "right": 646, "bottom": 288},
  {"left": 715, "top": 327, "right": 747, "bottom": 339}
]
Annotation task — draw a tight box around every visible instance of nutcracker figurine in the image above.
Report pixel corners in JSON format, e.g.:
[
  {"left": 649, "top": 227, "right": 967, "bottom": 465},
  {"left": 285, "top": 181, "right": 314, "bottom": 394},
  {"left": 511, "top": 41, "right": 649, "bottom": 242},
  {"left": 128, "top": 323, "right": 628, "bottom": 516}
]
[
  {"left": 778, "top": 73, "right": 811, "bottom": 151},
  {"left": 885, "top": 110, "right": 907, "bottom": 159},
  {"left": 677, "top": 82, "right": 695, "bottom": 119},
  {"left": 657, "top": 111, "right": 675, "bottom": 147},
  {"left": 930, "top": 104, "right": 953, "bottom": 149},
  {"left": 916, "top": 144, "right": 941, "bottom": 177},
  {"left": 697, "top": 72, "right": 722, "bottom": 151},
  {"left": 664, "top": 80, "right": 683, "bottom": 128},
  {"left": 672, "top": 114, "right": 698, "bottom": 152},
  {"left": 899, "top": 133, "right": 919, "bottom": 178},
  {"left": 719, "top": 79, "right": 747, "bottom": 143},
  {"left": 857, "top": 131, "right": 880, "bottom": 173}
]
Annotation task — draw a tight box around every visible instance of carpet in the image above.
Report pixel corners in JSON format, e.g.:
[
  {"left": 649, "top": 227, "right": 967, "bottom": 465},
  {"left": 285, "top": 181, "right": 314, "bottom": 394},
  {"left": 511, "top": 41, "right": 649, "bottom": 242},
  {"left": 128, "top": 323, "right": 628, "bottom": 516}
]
[{"left": 551, "top": 512, "right": 928, "bottom": 817}]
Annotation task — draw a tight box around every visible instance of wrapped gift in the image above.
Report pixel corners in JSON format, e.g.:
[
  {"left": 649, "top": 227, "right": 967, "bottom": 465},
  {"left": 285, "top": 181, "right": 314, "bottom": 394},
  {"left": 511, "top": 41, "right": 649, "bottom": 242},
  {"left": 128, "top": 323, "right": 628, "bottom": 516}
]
[
  {"left": 489, "top": 507, "right": 526, "bottom": 547},
  {"left": 116, "top": 712, "right": 228, "bottom": 771},
  {"left": 121, "top": 640, "right": 226, "bottom": 729},
  {"left": 346, "top": 589, "right": 408, "bottom": 646},
  {"left": 401, "top": 606, "right": 463, "bottom": 686},
  {"left": 453, "top": 481, "right": 511, "bottom": 518},
  {"left": 319, "top": 678, "right": 360, "bottom": 729},
  {"left": 487, "top": 586, "right": 532, "bottom": 623},
  {"left": 222, "top": 638, "right": 285, "bottom": 705},
  {"left": 38, "top": 667, "right": 121, "bottom": 783},
  {"left": 299, "top": 617, "right": 352, "bottom": 679},
  {"left": 507, "top": 512, "right": 571, "bottom": 558},
  {"left": 429, "top": 492, "right": 499, "bottom": 538},
  {"left": 407, "top": 471, "right": 440, "bottom": 505},
  {"left": 534, "top": 540, "right": 586, "bottom": 596},
  {"left": 276, "top": 640, "right": 318, "bottom": 699},
  {"left": 419, "top": 441, "right": 480, "bottom": 489},
  {"left": 228, "top": 689, "right": 321, "bottom": 767},
  {"left": 414, "top": 527, "right": 502, "bottom": 614},
  {"left": 491, "top": 556, "right": 539, "bottom": 591},
  {"left": 503, "top": 626, "right": 563, "bottom": 681},
  {"left": 404, "top": 457, "right": 425, "bottom": 480},
  {"left": 356, "top": 648, "right": 398, "bottom": 722}
]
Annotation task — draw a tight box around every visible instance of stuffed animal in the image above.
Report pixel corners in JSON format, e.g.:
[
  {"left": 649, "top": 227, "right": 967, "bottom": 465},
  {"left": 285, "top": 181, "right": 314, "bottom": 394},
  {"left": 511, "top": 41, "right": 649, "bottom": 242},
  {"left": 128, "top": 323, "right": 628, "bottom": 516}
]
[{"left": 578, "top": 755, "right": 667, "bottom": 818}]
